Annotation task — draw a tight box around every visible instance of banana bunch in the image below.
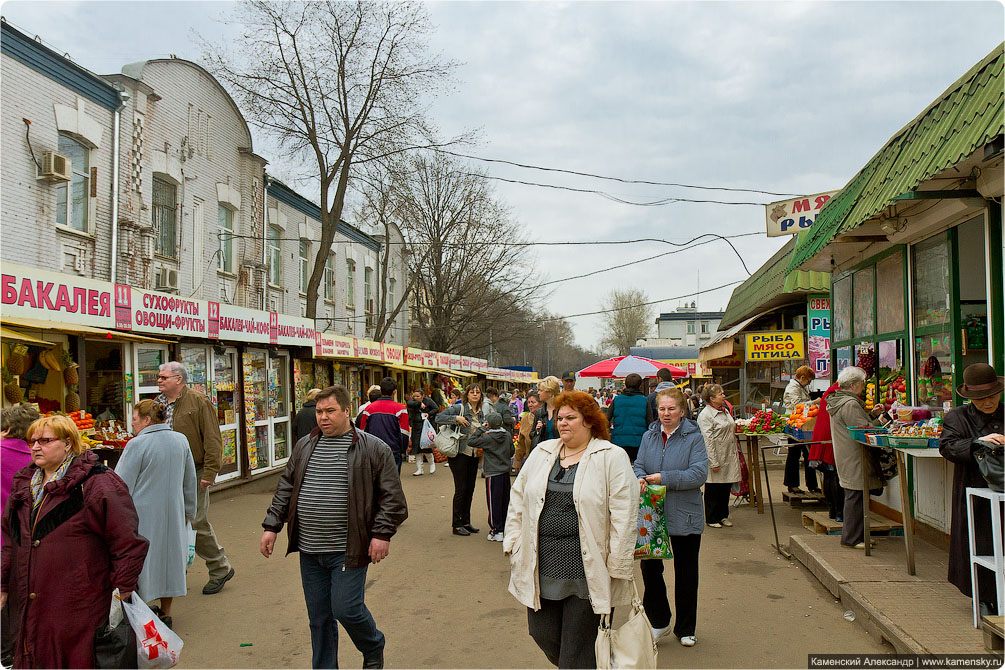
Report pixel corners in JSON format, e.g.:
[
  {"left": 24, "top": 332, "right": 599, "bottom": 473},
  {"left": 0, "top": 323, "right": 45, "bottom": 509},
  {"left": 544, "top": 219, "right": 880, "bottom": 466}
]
[
  {"left": 81, "top": 434, "right": 103, "bottom": 448},
  {"left": 38, "top": 348, "right": 65, "bottom": 372}
]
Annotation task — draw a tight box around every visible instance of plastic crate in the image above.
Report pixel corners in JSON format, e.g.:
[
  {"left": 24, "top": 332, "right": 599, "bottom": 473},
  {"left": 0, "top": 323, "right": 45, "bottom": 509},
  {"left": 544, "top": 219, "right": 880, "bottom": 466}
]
[
  {"left": 866, "top": 433, "right": 890, "bottom": 447},
  {"left": 847, "top": 426, "right": 888, "bottom": 441},
  {"left": 887, "top": 435, "right": 939, "bottom": 448}
]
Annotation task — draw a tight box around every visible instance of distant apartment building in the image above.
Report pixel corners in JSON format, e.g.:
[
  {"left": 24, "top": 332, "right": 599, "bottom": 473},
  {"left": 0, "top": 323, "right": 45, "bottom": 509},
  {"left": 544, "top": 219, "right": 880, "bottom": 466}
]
[{"left": 653, "top": 303, "right": 724, "bottom": 347}]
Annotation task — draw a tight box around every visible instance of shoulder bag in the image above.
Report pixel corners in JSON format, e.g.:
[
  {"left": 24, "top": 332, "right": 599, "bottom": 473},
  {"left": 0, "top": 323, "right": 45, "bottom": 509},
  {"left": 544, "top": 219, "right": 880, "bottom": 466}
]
[
  {"left": 434, "top": 405, "right": 464, "bottom": 458},
  {"left": 974, "top": 439, "right": 1004, "bottom": 492},
  {"left": 595, "top": 580, "right": 657, "bottom": 670}
]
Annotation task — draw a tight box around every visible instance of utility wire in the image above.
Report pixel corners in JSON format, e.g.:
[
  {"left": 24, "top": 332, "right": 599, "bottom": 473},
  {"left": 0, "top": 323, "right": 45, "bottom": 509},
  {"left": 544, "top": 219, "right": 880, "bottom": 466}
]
[
  {"left": 471, "top": 173, "right": 773, "bottom": 206},
  {"left": 536, "top": 280, "right": 745, "bottom": 323},
  {"left": 430, "top": 148, "right": 801, "bottom": 197}
]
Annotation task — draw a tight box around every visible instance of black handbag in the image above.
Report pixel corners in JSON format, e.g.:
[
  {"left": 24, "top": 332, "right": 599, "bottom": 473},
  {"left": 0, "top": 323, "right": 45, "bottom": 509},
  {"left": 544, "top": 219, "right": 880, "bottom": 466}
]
[
  {"left": 974, "top": 440, "right": 1004, "bottom": 493},
  {"left": 93, "top": 616, "right": 137, "bottom": 669}
]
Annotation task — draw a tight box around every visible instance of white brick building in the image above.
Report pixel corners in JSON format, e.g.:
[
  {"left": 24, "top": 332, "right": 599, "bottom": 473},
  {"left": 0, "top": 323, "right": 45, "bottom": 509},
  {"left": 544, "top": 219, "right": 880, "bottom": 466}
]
[{"left": 1, "top": 22, "right": 408, "bottom": 340}]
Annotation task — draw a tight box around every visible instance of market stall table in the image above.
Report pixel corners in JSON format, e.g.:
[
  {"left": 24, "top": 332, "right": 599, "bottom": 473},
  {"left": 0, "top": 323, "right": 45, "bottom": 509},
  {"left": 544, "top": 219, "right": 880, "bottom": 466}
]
[
  {"left": 757, "top": 433, "right": 832, "bottom": 558},
  {"left": 855, "top": 440, "right": 942, "bottom": 575},
  {"left": 735, "top": 432, "right": 765, "bottom": 514}
]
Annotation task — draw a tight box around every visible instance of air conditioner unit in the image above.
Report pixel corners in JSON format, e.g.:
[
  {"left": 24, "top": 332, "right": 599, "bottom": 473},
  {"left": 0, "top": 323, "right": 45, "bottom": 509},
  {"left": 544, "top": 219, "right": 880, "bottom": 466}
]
[
  {"left": 155, "top": 268, "right": 179, "bottom": 292},
  {"left": 38, "top": 151, "right": 71, "bottom": 182}
]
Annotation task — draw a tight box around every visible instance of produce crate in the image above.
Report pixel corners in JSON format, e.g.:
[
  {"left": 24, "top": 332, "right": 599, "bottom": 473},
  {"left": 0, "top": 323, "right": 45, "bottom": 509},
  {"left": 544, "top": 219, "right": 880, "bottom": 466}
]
[
  {"left": 887, "top": 435, "right": 939, "bottom": 448},
  {"left": 866, "top": 433, "right": 890, "bottom": 447},
  {"left": 847, "top": 426, "right": 888, "bottom": 441}
]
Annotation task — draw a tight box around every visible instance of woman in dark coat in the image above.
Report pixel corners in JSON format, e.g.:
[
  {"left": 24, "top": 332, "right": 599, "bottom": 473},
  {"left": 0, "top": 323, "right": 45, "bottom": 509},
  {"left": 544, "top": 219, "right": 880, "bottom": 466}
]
[
  {"left": 1, "top": 415, "right": 148, "bottom": 669},
  {"left": 292, "top": 388, "right": 321, "bottom": 445},
  {"left": 939, "top": 363, "right": 1003, "bottom": 616}
]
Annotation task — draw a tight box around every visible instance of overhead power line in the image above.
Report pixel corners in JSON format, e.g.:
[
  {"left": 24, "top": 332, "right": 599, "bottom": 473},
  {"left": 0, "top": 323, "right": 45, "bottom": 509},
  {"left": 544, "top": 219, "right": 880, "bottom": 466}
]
[
  {"left": 470, "top": 173, "right": 773, "bottom": 206},
  {"left": 430, "top": 148, "right": 801, "bottom": 198},
  {"left": 536, "top": 280, "right": 745, "bottom": 323}
]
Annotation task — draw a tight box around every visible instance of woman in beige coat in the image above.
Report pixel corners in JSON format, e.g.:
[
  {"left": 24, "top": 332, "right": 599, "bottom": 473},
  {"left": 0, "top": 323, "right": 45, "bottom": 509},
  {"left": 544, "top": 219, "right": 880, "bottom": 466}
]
[
  {"left": 504, "top": 390, "right": 639, "bottom": 669},
  {"left": 696, "top": 385, "right": 741, "bottom": 528},
  {"left": 828, "top": 366, "right": 888, "bottom": 549}
]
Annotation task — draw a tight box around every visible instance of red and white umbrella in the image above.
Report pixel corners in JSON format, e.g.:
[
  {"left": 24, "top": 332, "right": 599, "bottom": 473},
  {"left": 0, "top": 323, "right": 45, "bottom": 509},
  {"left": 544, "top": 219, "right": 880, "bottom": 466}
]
[{"left": 577, "top": 355, "right": 687, "bottom": 379}]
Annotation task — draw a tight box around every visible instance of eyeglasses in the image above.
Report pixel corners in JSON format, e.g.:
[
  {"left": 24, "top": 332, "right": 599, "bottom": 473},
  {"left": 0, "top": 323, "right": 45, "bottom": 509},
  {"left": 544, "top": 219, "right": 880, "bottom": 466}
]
[
  {"left": 30, "top": 437, "right": 62, "bottom": 446},
  {"left": 156, "top": 374, "right": 181, "bottom": 381}
]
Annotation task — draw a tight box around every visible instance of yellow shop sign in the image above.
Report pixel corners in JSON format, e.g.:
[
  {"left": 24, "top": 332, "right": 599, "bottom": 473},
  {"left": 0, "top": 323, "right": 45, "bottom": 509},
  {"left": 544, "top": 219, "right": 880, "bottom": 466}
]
[{"left": 745, "top": 332, "right": 805, "bottom": 361}]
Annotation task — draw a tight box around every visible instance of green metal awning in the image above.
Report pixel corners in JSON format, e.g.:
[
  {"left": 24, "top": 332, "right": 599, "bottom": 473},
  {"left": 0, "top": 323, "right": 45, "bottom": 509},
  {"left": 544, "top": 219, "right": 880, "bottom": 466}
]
[
  {"left": 720, "top": 238, "right": 830, "bottom": 330},
  {"left": 789, "top": 43, "right": 1004, "bottom": 272}
]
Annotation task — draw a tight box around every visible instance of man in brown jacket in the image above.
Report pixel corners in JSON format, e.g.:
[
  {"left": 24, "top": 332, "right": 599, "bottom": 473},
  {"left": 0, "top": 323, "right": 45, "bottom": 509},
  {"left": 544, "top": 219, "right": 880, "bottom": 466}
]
[{"left": 157, "top": 361, "right": 234, "bottom": 594}]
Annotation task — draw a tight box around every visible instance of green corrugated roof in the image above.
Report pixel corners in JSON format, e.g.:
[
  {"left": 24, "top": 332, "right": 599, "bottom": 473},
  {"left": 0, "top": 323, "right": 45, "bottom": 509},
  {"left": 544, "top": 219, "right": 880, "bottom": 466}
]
[
  {"left": 720, "top": 237, "right": 830, "bottom": 329},
  {"left": 790, "top": 43, "right": 1004, "bottom": 272}
]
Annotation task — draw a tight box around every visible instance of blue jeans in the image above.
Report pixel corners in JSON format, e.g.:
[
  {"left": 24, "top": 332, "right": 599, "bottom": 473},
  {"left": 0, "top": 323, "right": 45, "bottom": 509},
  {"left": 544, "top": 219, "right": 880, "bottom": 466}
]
[{"left": 299, "top": 552, "right": 384, "bottom": 669}]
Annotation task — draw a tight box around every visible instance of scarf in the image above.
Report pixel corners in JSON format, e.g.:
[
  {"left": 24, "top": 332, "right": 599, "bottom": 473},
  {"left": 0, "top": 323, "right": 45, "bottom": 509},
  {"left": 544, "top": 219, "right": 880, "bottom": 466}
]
[{"left": 30, "top": 452, "right": 75, "bottom": 508}]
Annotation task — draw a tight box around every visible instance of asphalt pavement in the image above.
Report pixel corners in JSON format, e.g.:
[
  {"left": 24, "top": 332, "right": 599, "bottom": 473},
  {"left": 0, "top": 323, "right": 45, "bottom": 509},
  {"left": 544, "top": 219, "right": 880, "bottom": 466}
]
[{"left": 170, "top": 454, "right": 890, "bottom": 668}]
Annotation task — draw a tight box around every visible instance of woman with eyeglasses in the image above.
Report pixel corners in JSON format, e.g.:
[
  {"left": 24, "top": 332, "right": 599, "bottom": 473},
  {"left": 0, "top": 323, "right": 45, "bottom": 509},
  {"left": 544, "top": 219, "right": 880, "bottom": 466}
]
[
  {"left": 505, "top": 390, "right": 638, "bottom": 668},
  {"left": 115, "top": 399, "right": 198, "bottom": 629},
  {"left": 1, "top": 415, "right": 148, "bottom": 669}
]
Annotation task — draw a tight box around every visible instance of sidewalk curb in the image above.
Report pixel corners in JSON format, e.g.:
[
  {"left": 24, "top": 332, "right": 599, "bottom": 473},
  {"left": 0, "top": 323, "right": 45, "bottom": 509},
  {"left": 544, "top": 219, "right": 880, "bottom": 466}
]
[{"left": 790, "top": 535, "right": 923, "bottom": 654}]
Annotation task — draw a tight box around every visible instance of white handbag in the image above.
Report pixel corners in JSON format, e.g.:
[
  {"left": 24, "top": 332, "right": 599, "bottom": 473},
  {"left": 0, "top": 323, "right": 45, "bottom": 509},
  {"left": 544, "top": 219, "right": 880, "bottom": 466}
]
[{"left": 595, "top": 581, "right": 657, "bottom": 670}]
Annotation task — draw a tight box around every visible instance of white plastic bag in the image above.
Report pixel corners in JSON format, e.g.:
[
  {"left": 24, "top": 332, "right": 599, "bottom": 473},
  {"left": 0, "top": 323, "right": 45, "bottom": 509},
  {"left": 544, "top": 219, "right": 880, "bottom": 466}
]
[
  {"left": 122, "top": 595, "right": 184, "bottom": 668},
  {"left": 419, "top": 418, "right": 436, "bottom": 451},
  {"left": 185, "top": 522, "right": 196, "bottom": 568}
]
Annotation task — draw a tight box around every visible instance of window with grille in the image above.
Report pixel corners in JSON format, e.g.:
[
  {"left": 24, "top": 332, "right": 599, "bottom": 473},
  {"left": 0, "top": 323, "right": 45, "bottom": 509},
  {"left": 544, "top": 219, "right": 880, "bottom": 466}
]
[
  {"left": 55, "top": 134, "right": 89, "bottom": 232},
  {"left": 152, "top": 177, "right": 178, "bottom": 258}
]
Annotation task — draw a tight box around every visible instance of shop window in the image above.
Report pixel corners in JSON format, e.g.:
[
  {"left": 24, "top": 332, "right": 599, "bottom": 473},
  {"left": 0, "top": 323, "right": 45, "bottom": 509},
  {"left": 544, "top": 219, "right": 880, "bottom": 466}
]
[
  {"left": 835, "top": 346, "right": 852, "bottom": 375},
  {"left": 912, "top": 233, "right": 950, "bottom": 329},
  {"left": 876, "top": 253, "right": 904, "bottom": 334},
  {"left": 55, "top": 134, "right": 90, "bottom": 232},
  {"left": 299, "top": 240, "right": 311, "bottom": 295},
  {"left": 877, "top": 339, "right": 907, "bottom": 409},
  {"left": 268, "top": 227, "right": 282, "bottom": 286},
  {"left": 152, "top": 177, "right": 178, "bottom": 258},
  {"left": 833, "top": 276, "right": 851, "bottom": 342},
  {"left": 179, "top": 345, "right": 209, "bottom": 396},
  {"left": 915, "top": 329, "right": 954, "bottom": 411},
  {"left": 853, "top": 267, "right": 875, "bottom": 339},
  {"left": 217, "top": 205, "right": 234, "bottom": 274}
]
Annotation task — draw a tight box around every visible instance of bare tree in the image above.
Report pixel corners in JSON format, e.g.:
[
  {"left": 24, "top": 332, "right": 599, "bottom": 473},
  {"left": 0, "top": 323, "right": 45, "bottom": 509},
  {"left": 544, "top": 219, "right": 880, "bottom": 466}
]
[
  {"left": 599, "top": 288, "right": 653, "bottom": 355},
  {"left": 397, "top": 154, "right": 538, "bottom": 353},
  {"left": 202, "top": 1, "right": 459, "bottom": 320}
]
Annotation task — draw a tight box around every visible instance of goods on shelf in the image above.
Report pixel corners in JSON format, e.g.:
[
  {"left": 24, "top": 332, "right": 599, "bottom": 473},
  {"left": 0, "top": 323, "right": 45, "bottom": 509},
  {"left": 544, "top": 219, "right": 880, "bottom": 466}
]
[
  {"left": 3, "top": 368, "right": 23, "bottom": 403},
  {"left": 879, "top": 371, "right": 907, "bottom": 410},
  {"left": 92, "top": 420, "right": 131, "bottom": 448},
  {"left": 865, "top": 382, "right": 876, "bottom": 410},
  {"left": 68, "top": 410, "right": 94, "bottom": 430}
]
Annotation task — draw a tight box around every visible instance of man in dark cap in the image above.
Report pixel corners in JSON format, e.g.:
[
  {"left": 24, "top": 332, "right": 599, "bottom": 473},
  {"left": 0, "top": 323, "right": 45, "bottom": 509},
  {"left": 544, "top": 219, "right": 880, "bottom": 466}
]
[
  {"left": 939, "top": 363, "right": 1003, "bottom": 617},
  {"left": 561, "top": 371, "right": 577, "bottom": 393}
]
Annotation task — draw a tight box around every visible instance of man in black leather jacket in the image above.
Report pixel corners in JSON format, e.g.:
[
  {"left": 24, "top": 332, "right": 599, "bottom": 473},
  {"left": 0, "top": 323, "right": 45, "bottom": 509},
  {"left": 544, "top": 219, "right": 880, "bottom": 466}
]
[{"left": 260, "top": 385, "right": 407, "bottom": 669}]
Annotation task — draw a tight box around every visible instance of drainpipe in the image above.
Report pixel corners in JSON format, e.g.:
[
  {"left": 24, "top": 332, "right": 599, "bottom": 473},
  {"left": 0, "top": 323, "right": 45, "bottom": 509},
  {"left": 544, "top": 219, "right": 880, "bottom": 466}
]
[
  {"left": 110, "top": 97, "right": 124, "bottom": 284},
  {"left": 262, "top": 175, "right": 269, "bottom": 311}
]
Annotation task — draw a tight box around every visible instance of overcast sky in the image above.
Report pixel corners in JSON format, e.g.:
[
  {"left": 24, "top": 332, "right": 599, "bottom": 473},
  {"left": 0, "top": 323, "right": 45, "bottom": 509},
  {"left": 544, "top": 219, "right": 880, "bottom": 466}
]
[{"left": 4, "top": 1, "right": 1002, "bottom": 353}]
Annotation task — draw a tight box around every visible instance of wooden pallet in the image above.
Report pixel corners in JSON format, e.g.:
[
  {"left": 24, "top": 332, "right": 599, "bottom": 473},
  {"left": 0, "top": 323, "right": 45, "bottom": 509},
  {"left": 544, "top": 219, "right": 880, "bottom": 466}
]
[
  {"left": 782, "top": 490, "right": 828, "bottom": 508},
  {"left": 982, "top": 615, "right": 1004, "bottom": 652},
  {"left": 801, "top": 510, "right": 905, "bottom": 536}
]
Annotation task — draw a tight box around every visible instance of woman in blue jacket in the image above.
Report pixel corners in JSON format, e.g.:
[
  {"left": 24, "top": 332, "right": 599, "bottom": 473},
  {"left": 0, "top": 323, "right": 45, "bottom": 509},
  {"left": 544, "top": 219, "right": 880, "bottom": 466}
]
[
  {"left": 607, "top": 373, "right": 649, "bottom": 463},
  {"left": 633, "top": 387, "right": 708, "bottom": 648}
]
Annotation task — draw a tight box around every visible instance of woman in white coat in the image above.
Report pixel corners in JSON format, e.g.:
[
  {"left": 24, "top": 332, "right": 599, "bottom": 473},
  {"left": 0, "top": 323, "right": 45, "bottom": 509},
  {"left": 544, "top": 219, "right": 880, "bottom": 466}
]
[
  {"left": 504, "top": 390, "right": 639, "bottom": 669},
  {"left": 696, "top": 385, "right": 742, "bottom": 528},
  {"left": 115, "top": 399, "right": 197, "bottom": 628}
]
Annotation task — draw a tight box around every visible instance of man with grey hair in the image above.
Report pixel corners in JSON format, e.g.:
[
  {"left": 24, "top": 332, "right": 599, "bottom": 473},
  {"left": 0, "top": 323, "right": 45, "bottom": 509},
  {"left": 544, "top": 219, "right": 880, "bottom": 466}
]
[{"left": 157, "top": 360, "right": 235, "bottom": 594}]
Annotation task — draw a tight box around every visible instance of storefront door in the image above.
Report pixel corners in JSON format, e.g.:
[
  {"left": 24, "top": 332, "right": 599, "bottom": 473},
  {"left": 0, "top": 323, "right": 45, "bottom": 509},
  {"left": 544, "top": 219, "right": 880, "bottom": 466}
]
[{"left": 244, "top": 348, "right": 292, "bottom": 475}]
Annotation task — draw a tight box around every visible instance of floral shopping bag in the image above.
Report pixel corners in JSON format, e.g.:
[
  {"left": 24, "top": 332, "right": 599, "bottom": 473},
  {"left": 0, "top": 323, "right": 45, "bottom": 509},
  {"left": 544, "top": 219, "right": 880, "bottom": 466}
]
[{"left": 634, "top": 485, "right": 672, "bottom": 560}]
